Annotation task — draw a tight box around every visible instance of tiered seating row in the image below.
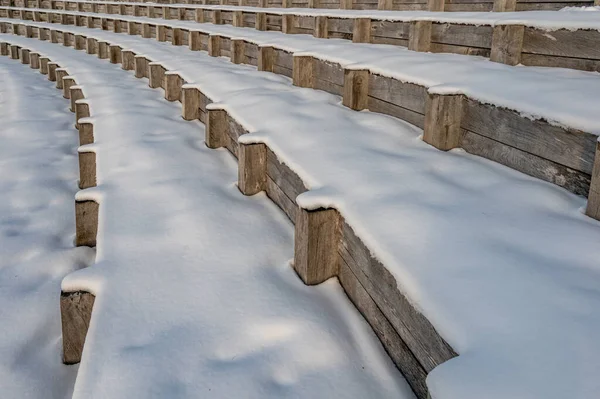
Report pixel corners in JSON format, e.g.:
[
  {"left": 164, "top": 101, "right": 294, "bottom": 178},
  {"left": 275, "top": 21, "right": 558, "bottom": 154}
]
[
  {"left": 6, "top": 0, "right": 600, "bottom": 72},
  {"left": 3, "top": 9, "right": 600, "bottom": 221}
]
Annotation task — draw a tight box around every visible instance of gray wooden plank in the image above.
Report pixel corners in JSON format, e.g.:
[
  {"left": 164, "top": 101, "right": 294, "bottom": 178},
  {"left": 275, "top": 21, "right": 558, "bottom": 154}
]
[
  {"left": 266, "top": 176, "right": 297, "bottom": 223},
  {"left": 368, "top": 74, "right": 427, "bottom": 114},
  {"left": 523, "top": 28, "right": 600, "bottom": 60},
  {"left": 267, "top": 148, "right": 308, "bottom": 202}
]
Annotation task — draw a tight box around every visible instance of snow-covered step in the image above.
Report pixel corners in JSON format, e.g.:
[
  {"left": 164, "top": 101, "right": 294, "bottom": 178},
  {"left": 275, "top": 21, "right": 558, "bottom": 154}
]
[
  {"left": 5, "top": 23, "right": 600, "bottom": 399},
  {"left": 13, "top": 0, "right": 600, "bottom": 71},
  {"left": 1, "top": 33, "right": 416, "bottom": 399},
  {"left": 4, "top": 14, "right": 600, "bottom": 215}
]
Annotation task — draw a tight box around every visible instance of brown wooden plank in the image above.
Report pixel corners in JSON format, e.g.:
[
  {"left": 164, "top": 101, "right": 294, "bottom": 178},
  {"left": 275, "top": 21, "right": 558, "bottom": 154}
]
[
  {"left": 368, "top": 97, "right": 425, "bottom": 129},
  {"left": 266, "top": 148, "right": 308, "bottom": 202},
  {"left": 522, "top": 28, "right": 600, "bottom": 60},
  {"left": 368, "top": 74, "right": 427, "bottom": 114},
  {"left": 266, "top": 176, "right": 298, "bottom": 223}
]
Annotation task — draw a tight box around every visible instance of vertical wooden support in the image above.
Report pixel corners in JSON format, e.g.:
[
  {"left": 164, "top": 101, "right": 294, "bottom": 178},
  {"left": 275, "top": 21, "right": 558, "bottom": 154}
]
[
  {"left": 0, "top": 42, "right": 8, "bottom": 57},
  {"left": 294, "top": 207, "right": 340, "bottom": 285},
  {"left": 258, "top": 46, "right": 274, "bottom": 72},
  {"left": 75, "top": 200, "right": 98, "bottom": 247},
  {"left": 24, "top": 25, "right": 33, "bottom": 38},
  {"left": 133, "top": 5, "right": 141, "bottom": 16},
  {"left": 61, "top": 291, "right": 95, "bottom": 364},
  {"left": 74, "top": 34, "right": 85, "bottom": 50},
  {"left": 427, "top": 0, "right": 445, "bottom": 11},
  {"left": 352, "top": 18, "right": 371, "bottom": 43},
  {"left": 182, "top": 86, "right": 200, "bottom": 120},
  {"left": 314, "top": 16, "right": 328, "bottom": 39},
  {"left": 92, "top": 3, "right": 98, "bottom": 13},
  {"left": 194, "top": 8, "right": 204, "bottom": 23},
  {"left": 172, "top": 27, "right": 183, "bottom": 45},
  {"left": 20, "top": 48, "right": 30, "bottom": 64},
  {"left": 149, "top": 63, "right": 165, "bottom": 88},
  {"left": 55, "top": 68, "right": 67, "bottom": 89},
  {"left": 231, "top": 39, "right": 244, "bottom": 64},
  {"left": 75, "top": 101, "right": 90, "bottom": 125},
  {"left": 60, "top": 13, "right": 68, "bottom": 25},
  {"left": 340, "top": 0, "right": 352, "bottom": 8},
  {"left": 423, "top": 93, "right": 464, "bottom": 151},
  {"left": 148, "top": 6, "right": 156, "bottom": 18},
  {"left": 30, "top": 52, "right": 40, "bottom": 69},
  {"left": 177, "top": 8, "right": 186, "bottom": 21},
  {"left": 109, "top": 44, "right": 121, "bottom": 64},
  {"left": 165, "top": 73, "right": 183, "bottom": 102},
  {"left": 586, "top": 142, "right": 600, "bottom": 220},
  {"left": 205, "top": 109, "right": 227, "bottom": 149},
  {"left": 490, "top": 24, "right": 524, "bottom": 66},
  {"left": 78, "top": 122, "right": 94, "bottom": 146},
  {"left": 113, "top": 19, "right": 122, "bottom": 34},
  {"left": 163, "top": 6, "right": 170, "bottom": 19},
  {"left": 40, "top": 57, "right": 50, "bottom": 74},
  {"left": 70, "top": 86, "right": 84, "bottom": 112},
  {"left": 62, "top": 31, "right": 70, "bottom": 47},
  {"left": 408, "top": 21, "right": 432, "bottom": 52},
  {"left": 233, "top": 10, "right": 243, "bottom": 27},
  {"left": 189, "top": 31, "right": 201, "bottom": 51},
  {"left": 78, "top": 150, "right": 96, "bottom": 189},
  {"left": 127, "top": 21, "right": 136, "bottom": 35},
  {"left": 212, "top": 10, "right": 221, "bottom": 24},
  {"left": 282, "top": 0, "right": 291, "bottom": 6},
  {"left": 86, "top": 37, "right": 98, "bottom": 55},
  {"left": 293, "top": 55, "right": 315, "bottom": 88},
  {"left": 119, "top": 3, "right": 126, "bottom": 15},
  {"left": 255, "top": 12, "right": 266, "bottom": 31},
  {"left": 75, "top": 16, "right": 83, "bottom": 27},
  {"left": 142, "top": 23, "right": 151, "bottom": 38},
  {"left": 238, "top": 143, "right": 267, "bottom": 196},
  {"left": 86, "top": 16, "right": 94, "bottom": 29},
  {"left": 208, "top": 35, "right": 220, "bottom": 57},
  {"left": 40, "top": 28, "right": 49, "bottom": 41},
  {"left": 33, "top": 11, "right": 42, "bottom": 22},
  {"left": 377, "top": 0, "right": 392, "bottom": 9},
  {"left": 156, "top": 25, "right": 166, "bottom": 42},
  {"left": 122, "top": 50, "right": 135, "bottom": 70},
  {"left": 135, "top": 55, "right": 148, "bottom": 78},
  {"left": 98, "top": 41, "right": 109, "bottom": 59},
  {"left": 10, "top": 45, "right": 20, "bottom": 60},
  {"left": 62, "top": 76, "right": 75, "bottom": 98},
  {"left": 343, "top": 69, "right": 369, "bottom": 111},
  {"left": 101, "top": 18, "right": 108, "bottom": 30},
  {"left": 282, "top": 14, "right": 296, "bottom": 34},
  {"left": 259, "top": 0, "right": 267, "bottom": 6}
]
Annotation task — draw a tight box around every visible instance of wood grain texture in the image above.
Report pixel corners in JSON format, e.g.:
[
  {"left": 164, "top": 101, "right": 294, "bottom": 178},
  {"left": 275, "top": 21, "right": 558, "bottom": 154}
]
[
  {"left": 423, "top": 93, "right": 463, "bottom": 151},
  {"left": 352, "top": 17, "right": 371, "bottom": 43},
  {"left": 293, "top": 55, "right": 315, "bottom": 88},
  {"left": 343, "top": 69, "right": 369, "bottom": 110},
  {"left": 266, "top": 148, "right": 307, "bottom": 202},
  {"left": 164, "top": 73, "right": 183, "bottom": 102},
  {"left": 490, "top": 24, "right": 524, "bottom": 65},
  {"left": 75, "top": 200, "right": 98, "bottom": 247},
  {"left": 78, "top": 151, "right": 96, "bottom": 189},
  {"left": 61, "top": 291, "right": 95, "bottom": 364},
  {"left": 408, "top": 20, "right": 432, "bottom": 52},
  {"left": 239, "top": 143, "right": 267, "bottom": 195},
  {"left": 585, "top": 142, "right": 600, "bottom": 219},
  {"left": 206, "top": 109, "right": 227, "bottom": 149},
  {"left": 78, "top": 122, "right": 94, "bottom": 146},
  {"left": 182, "top": 86, "right": 200, "bottom": 120}
]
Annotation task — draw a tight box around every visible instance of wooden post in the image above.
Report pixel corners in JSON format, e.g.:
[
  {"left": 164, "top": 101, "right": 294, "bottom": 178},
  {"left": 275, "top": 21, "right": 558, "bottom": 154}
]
[
  {"left": 238, "top": 142, "right": 266, "bottom": 195},
  {"left": 61, "top": 290, "right": 95, "bottom": 364},
  {"left": 20, "top": 48, "right": 30, "bottom": 64},
  {"left": 0, "top": 42, "right": 8, "bottom": 57},
  {"left": 75, "top": 199, "right": 98, "bottom": 247},
  {"left": 98, "top": 41, "right": 109, "bottom": 59},
  {"left": 112, "top": 19, "right": 122, "bottom": 33},
  {"left": 177, "top": 8, "right": 186, "bottom": 21},
  {"left": 60, "top": 13, "right": 68, "bottom": 25},
  {"left": 163, "top": 6, "right": 170, "bottom": 19},
  {"left": 258, "top": 46, "right": 274, "bottom": 72},
  {"left": 259, "top": 0, "right": 267, "bottom": 6},
  {"left": 194, "top": 8, "right": 204, "bottom": 23},
  {"left": 62, "top": 32, "right": 70, "bottom": 47},
  {"left": 148, "top": 6, "right": 156, "bottom": 18},
  {"left": 127, "top": 21, "right": 136, "bottom": 35},
  {"left": 182, "top": 86, "right": 200, "bottom": 120},
  {"left": 408, "top": 21, "right": 432, "bottom": 52},
  {"left": 86, "top": 37, "right": 98, "bottom": 55},
  {"left": 490, "top": 24, "right": 524, "bottom": 66},
  {"left": 255, "top": 12, "right": 266, "bottom": 31},
  {"left": 352, "top": 18, "right": 371, "bottom": 43},
  {"left": 55, "top": 68, "right": 68, "bottom": 89},
  {"left": 172, "top": 27, "right": 183, "bottom": 45},
  {"left": 78, "top": 150, "right": 96, "bottom": 189},
  {"left": 233, "top": 10, "right": 243, "bottom": 27},
  {"left": 24, "top": 25, "right": 33, "bottom": 38},
  {"left": 142, "top": 23, "right": 151, "bottom": 38},
  {"left": 135, "top": 55, "right": 149, "bottom": 78},
  {"left": 101, "top": 18, "right": 108, "bottom": 30},
  {"left": 206, "top": 108, "right": 227, "bottom": 149},
  {"left": 119, "top": 3, "right": 126, "bottom": 15},
  {"left": 33, "top": 11, "right": 42, "bottom": 22},
  {"left": 423, "top": 93, "right": 463, "bottom": 151},
  {"left": 294, "top": 207, "right": 340, "bottom": 285},
  {"left": 231, "top": 39, "right": 244, "bottom": 64},
  {"left": 62, "top": 76, "right": 76, "bottom": 98},
  {"left": 78, "top": 122, "right": 94, "bottom": 146},
  {"left": 70, "top": 86, "right": 84, "bottom": 112},
  {"left": 75, "top": 101, "right": 90, "bottom": 124},
  {"left": 109, "top": 44, "right": 121, "bottom": 64},
  {"left": 86, "top": 16, "right": 94, "bottom": 29},
  {"left": 157, "top": 25, "right": 166, "bottom": 42},
  {"left": 212, "top": 9, "right": 221, "bottom": 24},
  {"left": 343, "top": 69, "right": 369, "bottom": 111},
  {"left": 164, "top": 73, "right": 183, "bottom": 102},
  {"left": 314, "top": 16, "right": 328, "bottom": 39},
  {"left": 75, "top": 34, "right": 85, "bottom": 50},
  {"left": 293, "top": 55, "right": 314, "bottom": 88},
  {"left": 208, "top": 35, "right": 220, "bottom": 57},
  {"left": 30, "top": 52, "right": 40, "bottom": 69},
  {"left": 122, "top": 50, "right": 135, "bottom": 70},
  {"left": 377, "top": 0, "right": 392, "bottom": 9},
  {"left": 149, "top": 63, "right": 165, "bottom": 89},
  {"left": 340, "top": 0, "right": 352, "bottom": 8},
  {"left": 40, "top": 57, "right": 50, "bottom": 74},
  {"left": 586, "top": 142, "right": 600, "bottom": 220},
  {"left": 134, "top": 4, "right": 141, "bottom": 16},
  {"left": 9, "top": 45, "right": 20, "bottom": 60},
  {"left": 282, "top": 14, "right": 296, "bottom": 34},
  {"left": 427, "top": 0, "right": 445, "bottom": 11},
  {"left": 189, "top": 31, "right": 202, "bottom": 51},
  {"left": 40, "top": 28, "right": 49, "bottom": 41}
]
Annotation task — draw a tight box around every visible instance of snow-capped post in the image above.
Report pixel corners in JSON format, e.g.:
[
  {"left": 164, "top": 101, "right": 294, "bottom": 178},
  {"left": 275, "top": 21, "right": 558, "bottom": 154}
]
[
  {"left": 212, "top": 9, "right": 221, "bottom": 24},
  {"left": 585, "top": 144, "right": 600, "bottom": 220},
  {"left": 40, "top": 57, "right": 49, "bottom": 74},
  {"left": 98, "top": 41, "right": 109, "bottom": 59},
  {"left": 78, "top": 122, "right": 94, "bottom": 146},
  {"left": 238, "top": 143, "right": 267, "bottom": 196},
  {"left": 178, "top": 8, "right": 186, "bottom": 21},
  {"left": 109, "top": 44, "right": 122, "bottom": 64},
  {"left": 75, "top": 34, "right": 86, "bottom": 50},
  {"left": 343, "top": 69, "right": 369, "bottom": 111},
  {"left": 377, "top": 0, "right": 392, "bottom": 9},
  {"left": 255, "top": 12, "right": 266, "bottom": 31},
  {"left": 162, "top": 6, "right": 170, "bottom": 19},
  {"left": 149, "top": 63, "right": 166, "bottom": 89},
  {"left": 55, "top": 68, "right": 68, "bottom": 90},
  {"left": 113, "top": 19, "right": 122, "bottom": 34},
  {"left": 352, "top": 18, "right": 371, "bottom": 43},
  {"left": 50, "top": 29, "right": 59, "bottom": 43},
  {"left": 86, "top": 37, "right": 98, "bottom": 55},
  {"left": 61, "top": 290, "right": 96, "bottom": 365},
  {"left": 293, "top": 55, "right": 315, "bottom": 88},
  {"left": 148, "top": 5, "right": 156, "bottom": 19},
  {"left": 490, "top": 24, "right": 524, "bottom": 66},
  {"left": 282, "top": 14, "right": 296, "bottom": 34},
  {"left": 92, "top": 2, "right": 98, "bottom": 13},
  {"left": 86, "top": 16, "right": 94, "bottom": 29},
  {"left": 33, "top": 11, "right": 42, "bottom": 22},
  {"left": 133, "top": 4, "right": 141, "bottom": 17},
  {"left": 194, "top": 8, "right": 204, "bottom": 23},
  {"left": 294, "top": 207, "right": 341, "bottom": 285},
  {"left": 314, "top": 16, "right": 328, "bottom": 39},
  {"left": 206, "top": 108, "right": 227, "bottom": 149},
  {"left": 75, "top": 198, "right": 98, "bottom": 247},
  {"left": 60, "top": 13, "right": 68, "bottom": 25},
  {"left": 62, "top": 76, "right": 76, "bottom": 99},
  {"left": 19, "top": 48, "right": 30, "bottom": 64},
  {"left": 78, "top": 150, "right": 97, "bottom": 189},
  {"left": 39, "top": 28, "right": 49, "bottom": 41},
  {"left": 231, "top": 39, "right": 244, "bottom": 64},
  {"left": 75, "top": 101, "right": 90, "bottom": 125},
  {"left": 30, "top": 52, "right": 40, "bottom": 69},
  {"left": 208, "top": 35, "right": 220, "bottom": 57},
  {"left": 172, "top": 28, "right": 183, "bottom": 46},
  {"left": 0, "top": 42, "right": 8, "bottom": 57},
  {"left": 165, "top": 72, "right": 184, "bottom": 102},
  {"left": 258, "top": 46, "right": 274, "bottom": 72},
  {"left": 77, "top": 2, "right": 84, "bottom": 12},
  {"left": 408, "top": 21, "right": 432, "bottom": 52},
  {"left": 135, "top": 55, "right": 149, "bottom": 78},
  {"left": 423, "top": 93, "right": 464, "bottom": 151},
  {"left": 122, "top": 50, "right": 135, "bottom": 71},
  {"left": 428, "top": 0, "right": 445, "bottom": 11},
  {"left": 142, "top": 23, "right": 151, "bottom": 38},
  {"left": 62, "top": 31, "right": 71, "bottom": 47},
  {"left": 119, "top": 3, "right": 126, "bottom": 15},
  {"left": 181, "top": 86, "right": 200, "bottom": 120},
  {"left": 233, "top": 10, "right": 243, "bottom": 27},
  {"left": 157, "top": 25, "right": 167, "bottom": 42},
  {"left": 24, "top": 24, "right": 33, "bottom": 38},
  {"left": 70, "top": 86, "right": 84, "bottom": 112},
  {"left": 127, "top": 21, "right": 137, "bottom": 35},
  {"left": 189, "top": 31, "right": 202, "bottom": 51},
  {"left": 101, "top": 18, "right": 108, "bottom": 30},
  {"left": 9, "top": 44, "right": 19, "bottom": 60}
]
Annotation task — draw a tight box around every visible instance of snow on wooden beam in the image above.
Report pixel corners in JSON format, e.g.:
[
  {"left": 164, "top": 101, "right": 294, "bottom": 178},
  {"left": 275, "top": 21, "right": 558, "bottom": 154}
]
[
  {"left": 294, "top": 207, "right": 340, "bottom": 285},
  {"left": 75, "top": 199, "right": 98, "bottom": 247},
  {"left": 423, "top": 93, "right": 464, "bottom": 151},
  {"left": 343, "top": 68, "right": 369, "bottom": 111},
  {"left": 60, "top": 290, "right": 95, "bottom": 364},
  {"left": 238, "top": 142, "right": 267, "bottom": 196},
  {"left": 205, "top": 108, "right": 227, "bottom": 149},
  {"left": 181, "top": 86, "right": 200, "bottom": 120},
  {"left": 78, "top": 150, "right": 96, "bottom": 189},
  {"left": 490, "top": 25, "right": 524, "bottom": 66},
  {"left": 292, "top": 55, "right": 315, "bottom": 88}
]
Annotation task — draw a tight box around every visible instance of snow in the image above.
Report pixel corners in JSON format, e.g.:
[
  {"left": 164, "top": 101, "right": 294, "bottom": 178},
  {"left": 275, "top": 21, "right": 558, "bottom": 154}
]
[
  {"left": 0, "top": 34, "right": 412, "bottom": 398},
  {"left": 6, "top": 9, "right": 600, "bottom": 136},
  {"left": 3, "top": 13, "right": 600, "bottom": 399},
  {"left": 0, "top": 54, "right": 94, "bottom": 399}
]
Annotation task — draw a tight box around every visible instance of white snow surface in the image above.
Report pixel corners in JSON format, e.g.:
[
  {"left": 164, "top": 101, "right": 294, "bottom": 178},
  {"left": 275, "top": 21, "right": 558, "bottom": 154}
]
[
  {"left": 5, "top": 9, "right": 600, "bottom": 135},
  {"left": 3, "top": 19, "right": 600, "bottom": 399},
  {"left": 0, "top": 35, "right": 413, "bottom": 398},
  {"left": 0, "top": 55, "right": 94, "bottom": 398}
]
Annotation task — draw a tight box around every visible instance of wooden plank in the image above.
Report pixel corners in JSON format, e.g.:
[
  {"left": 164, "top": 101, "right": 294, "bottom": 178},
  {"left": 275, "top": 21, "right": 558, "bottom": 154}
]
[
  {"left": 75, "top": 200, "right": 98, "bottom": 247},
  {"left": 314, "top": 58, "right": 344, "bottom": 86},
  {"left": 266, "top": 176, "right": 297, "bottom": 223},
  {"left": 430, "top": 23, "right": 492, "bottom": 49},
  {"left": 368, "top": 74, "right": 427, "bottom": 114},
  {"left": 368, "top": 97, "right": 425, "bottom": 129},
  {"left": 61, "top": 291, "right": 95, "bottom": 365},
  {"left": 520, "top": 52, "right": 600, "bottom": 72},
  {"left": 266, "top": 148, "right": 307, "bottom": 201},
  {"left": 370, "top": 20, "right": 409, "bottom": 41}
]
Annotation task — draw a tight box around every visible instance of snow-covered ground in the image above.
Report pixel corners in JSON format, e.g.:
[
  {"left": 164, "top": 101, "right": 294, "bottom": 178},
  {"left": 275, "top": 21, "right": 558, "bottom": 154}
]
[{"left": 0, "top": 55, "right": 94, "bottom": 398}]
